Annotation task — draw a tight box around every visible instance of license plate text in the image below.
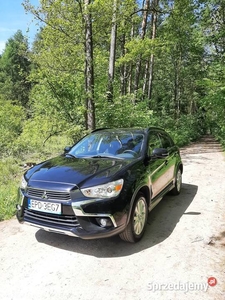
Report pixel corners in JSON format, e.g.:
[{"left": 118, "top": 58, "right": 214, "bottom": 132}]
[{"left": 28, "top": 199, "right": 61, "bottom": 214}]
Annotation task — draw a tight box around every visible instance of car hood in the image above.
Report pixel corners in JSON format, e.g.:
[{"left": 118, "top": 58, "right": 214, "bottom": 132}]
[{"left": 25, "top": 156, "right": 134, "bottom": 188}]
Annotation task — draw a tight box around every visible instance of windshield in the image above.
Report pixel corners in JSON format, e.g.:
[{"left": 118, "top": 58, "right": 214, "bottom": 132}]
[{"left": 68, "top": 131, "right": 144, "bottom": 159}]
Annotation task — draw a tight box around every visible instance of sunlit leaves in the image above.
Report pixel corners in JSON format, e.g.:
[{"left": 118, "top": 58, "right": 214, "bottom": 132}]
[
  {"left": 0, "top": 30, "right": 32, "bottom": 106},
  {"left": 0, "top": 99, "right": 24, "bottom": 155}
]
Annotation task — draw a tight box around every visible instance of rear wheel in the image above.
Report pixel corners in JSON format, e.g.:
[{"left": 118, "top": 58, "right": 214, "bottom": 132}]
[
  {"left": 170, "top": 168, "right": 182, "bottom": 195},
  {"left": 119, "top": 192, "right": 148, "bottom": 243}
]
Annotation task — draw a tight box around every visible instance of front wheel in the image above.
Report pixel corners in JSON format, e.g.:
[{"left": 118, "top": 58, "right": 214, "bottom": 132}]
[
  {"left": 119, "top": 193, "right": 148, "bottom": 243},
  {"left": 170, "top": 168, "right": 182, "bottom": 195}
]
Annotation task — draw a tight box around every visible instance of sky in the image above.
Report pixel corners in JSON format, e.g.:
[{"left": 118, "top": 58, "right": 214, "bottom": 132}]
[{"left": 0, "top": 0, "right": 40, "bottom": 54}]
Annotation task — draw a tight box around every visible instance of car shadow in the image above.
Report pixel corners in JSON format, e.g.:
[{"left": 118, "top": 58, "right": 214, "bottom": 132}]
[{"left": 35, "top": 183, "right": 198, "bottom": 257}]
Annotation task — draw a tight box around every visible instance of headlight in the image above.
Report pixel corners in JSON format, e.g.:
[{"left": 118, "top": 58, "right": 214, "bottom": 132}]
[
  {"left": 81, "top": 179, "right": 124, "bottom": 199},
  {"left": 20, "top": 175, "right": 27, "bottom": 190}
]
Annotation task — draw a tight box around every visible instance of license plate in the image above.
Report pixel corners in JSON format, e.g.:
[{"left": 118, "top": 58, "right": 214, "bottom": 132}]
[{"left": 28, "top": 199, "right": 61, "bottom": 215}]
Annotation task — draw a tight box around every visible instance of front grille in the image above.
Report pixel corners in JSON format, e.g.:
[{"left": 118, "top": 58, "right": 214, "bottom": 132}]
[
  {"left": 24, "top": 208, "right": 80, "bottom": 228},
  {"left": 27, "top": 187, "right": 71, "bottom": 201}
]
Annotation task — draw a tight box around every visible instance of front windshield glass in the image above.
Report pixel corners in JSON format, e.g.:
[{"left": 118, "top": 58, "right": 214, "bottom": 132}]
[{"left": 69, "top": 131, "right": 144, "bottom": 159}]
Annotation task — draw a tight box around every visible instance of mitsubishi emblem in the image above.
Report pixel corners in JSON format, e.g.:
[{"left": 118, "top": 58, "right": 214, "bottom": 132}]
[{"left": 41, "top": 191, "right": 48, "bottom": 200}]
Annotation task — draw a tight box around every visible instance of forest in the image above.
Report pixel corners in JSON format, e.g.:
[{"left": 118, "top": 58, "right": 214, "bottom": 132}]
[{"left": 0, "top": 0, "right": 224, "bottom": 220}]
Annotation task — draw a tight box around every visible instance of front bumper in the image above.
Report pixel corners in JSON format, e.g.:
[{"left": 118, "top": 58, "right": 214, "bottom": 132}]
[{"left": 16, "top": 189, "right": 128, "bottom": 239}]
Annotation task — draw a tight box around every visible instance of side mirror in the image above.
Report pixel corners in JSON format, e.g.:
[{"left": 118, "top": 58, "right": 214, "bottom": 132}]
[
  {"left": 152, "top": 148, "right": 168, "bottom": 158},
  {"left": 64, "top": 146, "right": 72, "bottom": 154}
]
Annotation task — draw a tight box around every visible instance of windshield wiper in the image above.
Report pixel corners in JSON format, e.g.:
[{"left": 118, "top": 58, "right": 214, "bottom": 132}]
[
  {"left": 91, "top": 155, "right": 112, "bottom": 158},
  {"left": 65, "top": 153, "right": 77, "bottom": 158},
  {"left": 90, "top": 155, "right": 123, "bottom": 159}
]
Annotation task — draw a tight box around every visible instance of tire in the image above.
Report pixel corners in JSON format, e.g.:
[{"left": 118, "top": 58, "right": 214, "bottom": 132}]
[
  {"left": 170, "top": 168, "right": 182, "bottom": 195},
  {"left": 119, "top": 192, "right": 148, "bottom": 243}
]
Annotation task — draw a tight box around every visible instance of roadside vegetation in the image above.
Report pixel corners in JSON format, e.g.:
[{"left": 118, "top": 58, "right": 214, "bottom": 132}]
[{"left": 0, "top": 0, "right": 224, "bottom": 221}]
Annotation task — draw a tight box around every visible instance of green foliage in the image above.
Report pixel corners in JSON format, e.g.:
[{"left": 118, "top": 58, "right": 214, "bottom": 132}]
[
  {"left": 0, "top": 30, "right": 32, "bottom": 107},
  {"left": 24, "top": 0, "right": 87, "bottom": 125},
  {"left": 29, "top": 80, "right": 86, "bottom": 126},
  {"left": 96, "top": 95, "right": 153, "bottom": 128},
  {"left": 0, "top": 99, "right": 24, "bottom": 157},
  {"left": 117, "top": 38, "right": 159, "bottom": 64},
  {"left": 0, "top": 157, "right": 21, "bottom": 221},
  {"left": 198, "top": 0, "right": 225, "bottom": 145},
  {"left": 151, "top": 0, "right": 206, "bottom": 116},
  {"left": 165, "top": 114, "right": 203, "bottom": 146},
  {"left": 14, "top": 116, "right": 83, "bottom": 158},
  {"left": 200, "top": 63, "right": 225, "bottom": 146}
]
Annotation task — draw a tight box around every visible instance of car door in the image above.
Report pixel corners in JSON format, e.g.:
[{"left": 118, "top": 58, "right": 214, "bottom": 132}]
[
  {"left": 158, "top": 131, "right": 177, "bottom": 187},
  {"left": 147, "top": 130, "right": 168, "bottom": 199}
]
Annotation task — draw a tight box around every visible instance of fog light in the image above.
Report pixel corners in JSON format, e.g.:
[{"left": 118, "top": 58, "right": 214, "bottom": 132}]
[{"left": 96, "top": 218, "right": 113, "bottom": 228}]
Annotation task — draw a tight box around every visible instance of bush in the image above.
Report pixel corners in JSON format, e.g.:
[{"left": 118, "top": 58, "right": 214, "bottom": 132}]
[
  {"left": 96, "top": 95, "right": 154, "bottom": 128},
  {"left": 0, "top": 99, "right": 24, "bottom": 157},
  {"left": 165, "top": 114, "right": 203, "bottom": 147},
  {"left": 95, "top": 95, "right": 203, "bottom": 147},
  {"left": 0, "top": 157, "right": 21, "bottom": 221},
  {"left": 14, "top": 116, "right": 84, "bottom": 160}
]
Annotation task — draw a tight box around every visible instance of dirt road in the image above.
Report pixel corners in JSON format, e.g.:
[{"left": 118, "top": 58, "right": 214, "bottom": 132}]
[{"left": 0, "top": 136, "right": 225, "bottom": 300}]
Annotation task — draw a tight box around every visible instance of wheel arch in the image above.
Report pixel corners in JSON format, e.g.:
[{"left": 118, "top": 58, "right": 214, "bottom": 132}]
[
  {"left": 177, "top": 162, "right": 183, "bottom": 174},
  {"left": 126, "top": 185, "right": 151, "bottom": 226}
]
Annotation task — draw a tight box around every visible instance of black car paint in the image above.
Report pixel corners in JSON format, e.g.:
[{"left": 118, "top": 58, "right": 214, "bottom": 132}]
[{"left": 16, "top": 127, "right": 183, "bottom": 241}]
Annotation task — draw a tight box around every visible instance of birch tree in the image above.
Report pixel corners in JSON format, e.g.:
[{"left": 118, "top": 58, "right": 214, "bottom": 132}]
[
  {"left": 107, "top": 0, "right": 117, "bottom": 101},
  {"left": 84, "top": 0, "right": 95, "bottom": 129}
]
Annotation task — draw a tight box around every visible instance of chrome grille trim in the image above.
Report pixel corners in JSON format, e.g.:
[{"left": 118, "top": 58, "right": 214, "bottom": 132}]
[
  {"left": 26, "top": 187, "right": 71, "bottom": 201},
  {"left": 72, "top": 200, "right": 117, "bottom": 227},
  {"left": 24, "top": 209, "right": 80, "bottom": 228}
]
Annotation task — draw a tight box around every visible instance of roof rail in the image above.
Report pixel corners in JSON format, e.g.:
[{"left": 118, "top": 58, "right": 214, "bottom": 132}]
[{"left": 91, "top": 128, "right": 111, "bottom": 133}]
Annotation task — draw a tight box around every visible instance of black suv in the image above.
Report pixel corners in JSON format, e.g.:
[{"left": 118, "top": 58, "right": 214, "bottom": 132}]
[{"left": 16, "top": 127, "right": 183, "bottom": 243}]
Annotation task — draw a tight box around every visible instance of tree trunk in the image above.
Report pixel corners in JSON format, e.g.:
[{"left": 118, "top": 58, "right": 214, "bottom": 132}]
[
  {"left": 120, "top": 32, "right": 127, "bottom": 95},
  {"left": 128, "top": 23, "right": 135, "bottom": 95},
  {"left": 107, "top": 0, "right": 117, "bottom": 101},
  {"left": 84, "top": 0, "right": 95, "bottom": 130},
  {"left": 174, "top": 50, "right": 182, "bottom": 119},
  {"left": 147, "top": 0, "right": 158, "bottom": 101},
  {"left": 134, "top": 0, "right": 150, "bottom": 95}
]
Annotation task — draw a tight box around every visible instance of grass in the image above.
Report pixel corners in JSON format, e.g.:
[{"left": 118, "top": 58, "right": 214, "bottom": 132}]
[
  {"left": 0, "top": 135, "right": 71, "bottom": 221},
  {"left": 0, "top": 157, "right": 21, "bottom": 221},
  {"left": 0, "top": 184, "right": 19, "bottom": 221}
]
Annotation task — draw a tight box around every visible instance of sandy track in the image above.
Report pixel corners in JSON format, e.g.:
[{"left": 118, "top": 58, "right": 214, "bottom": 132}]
[{"left": 0, "top": 135, "right": 225, "bottom": 300}]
